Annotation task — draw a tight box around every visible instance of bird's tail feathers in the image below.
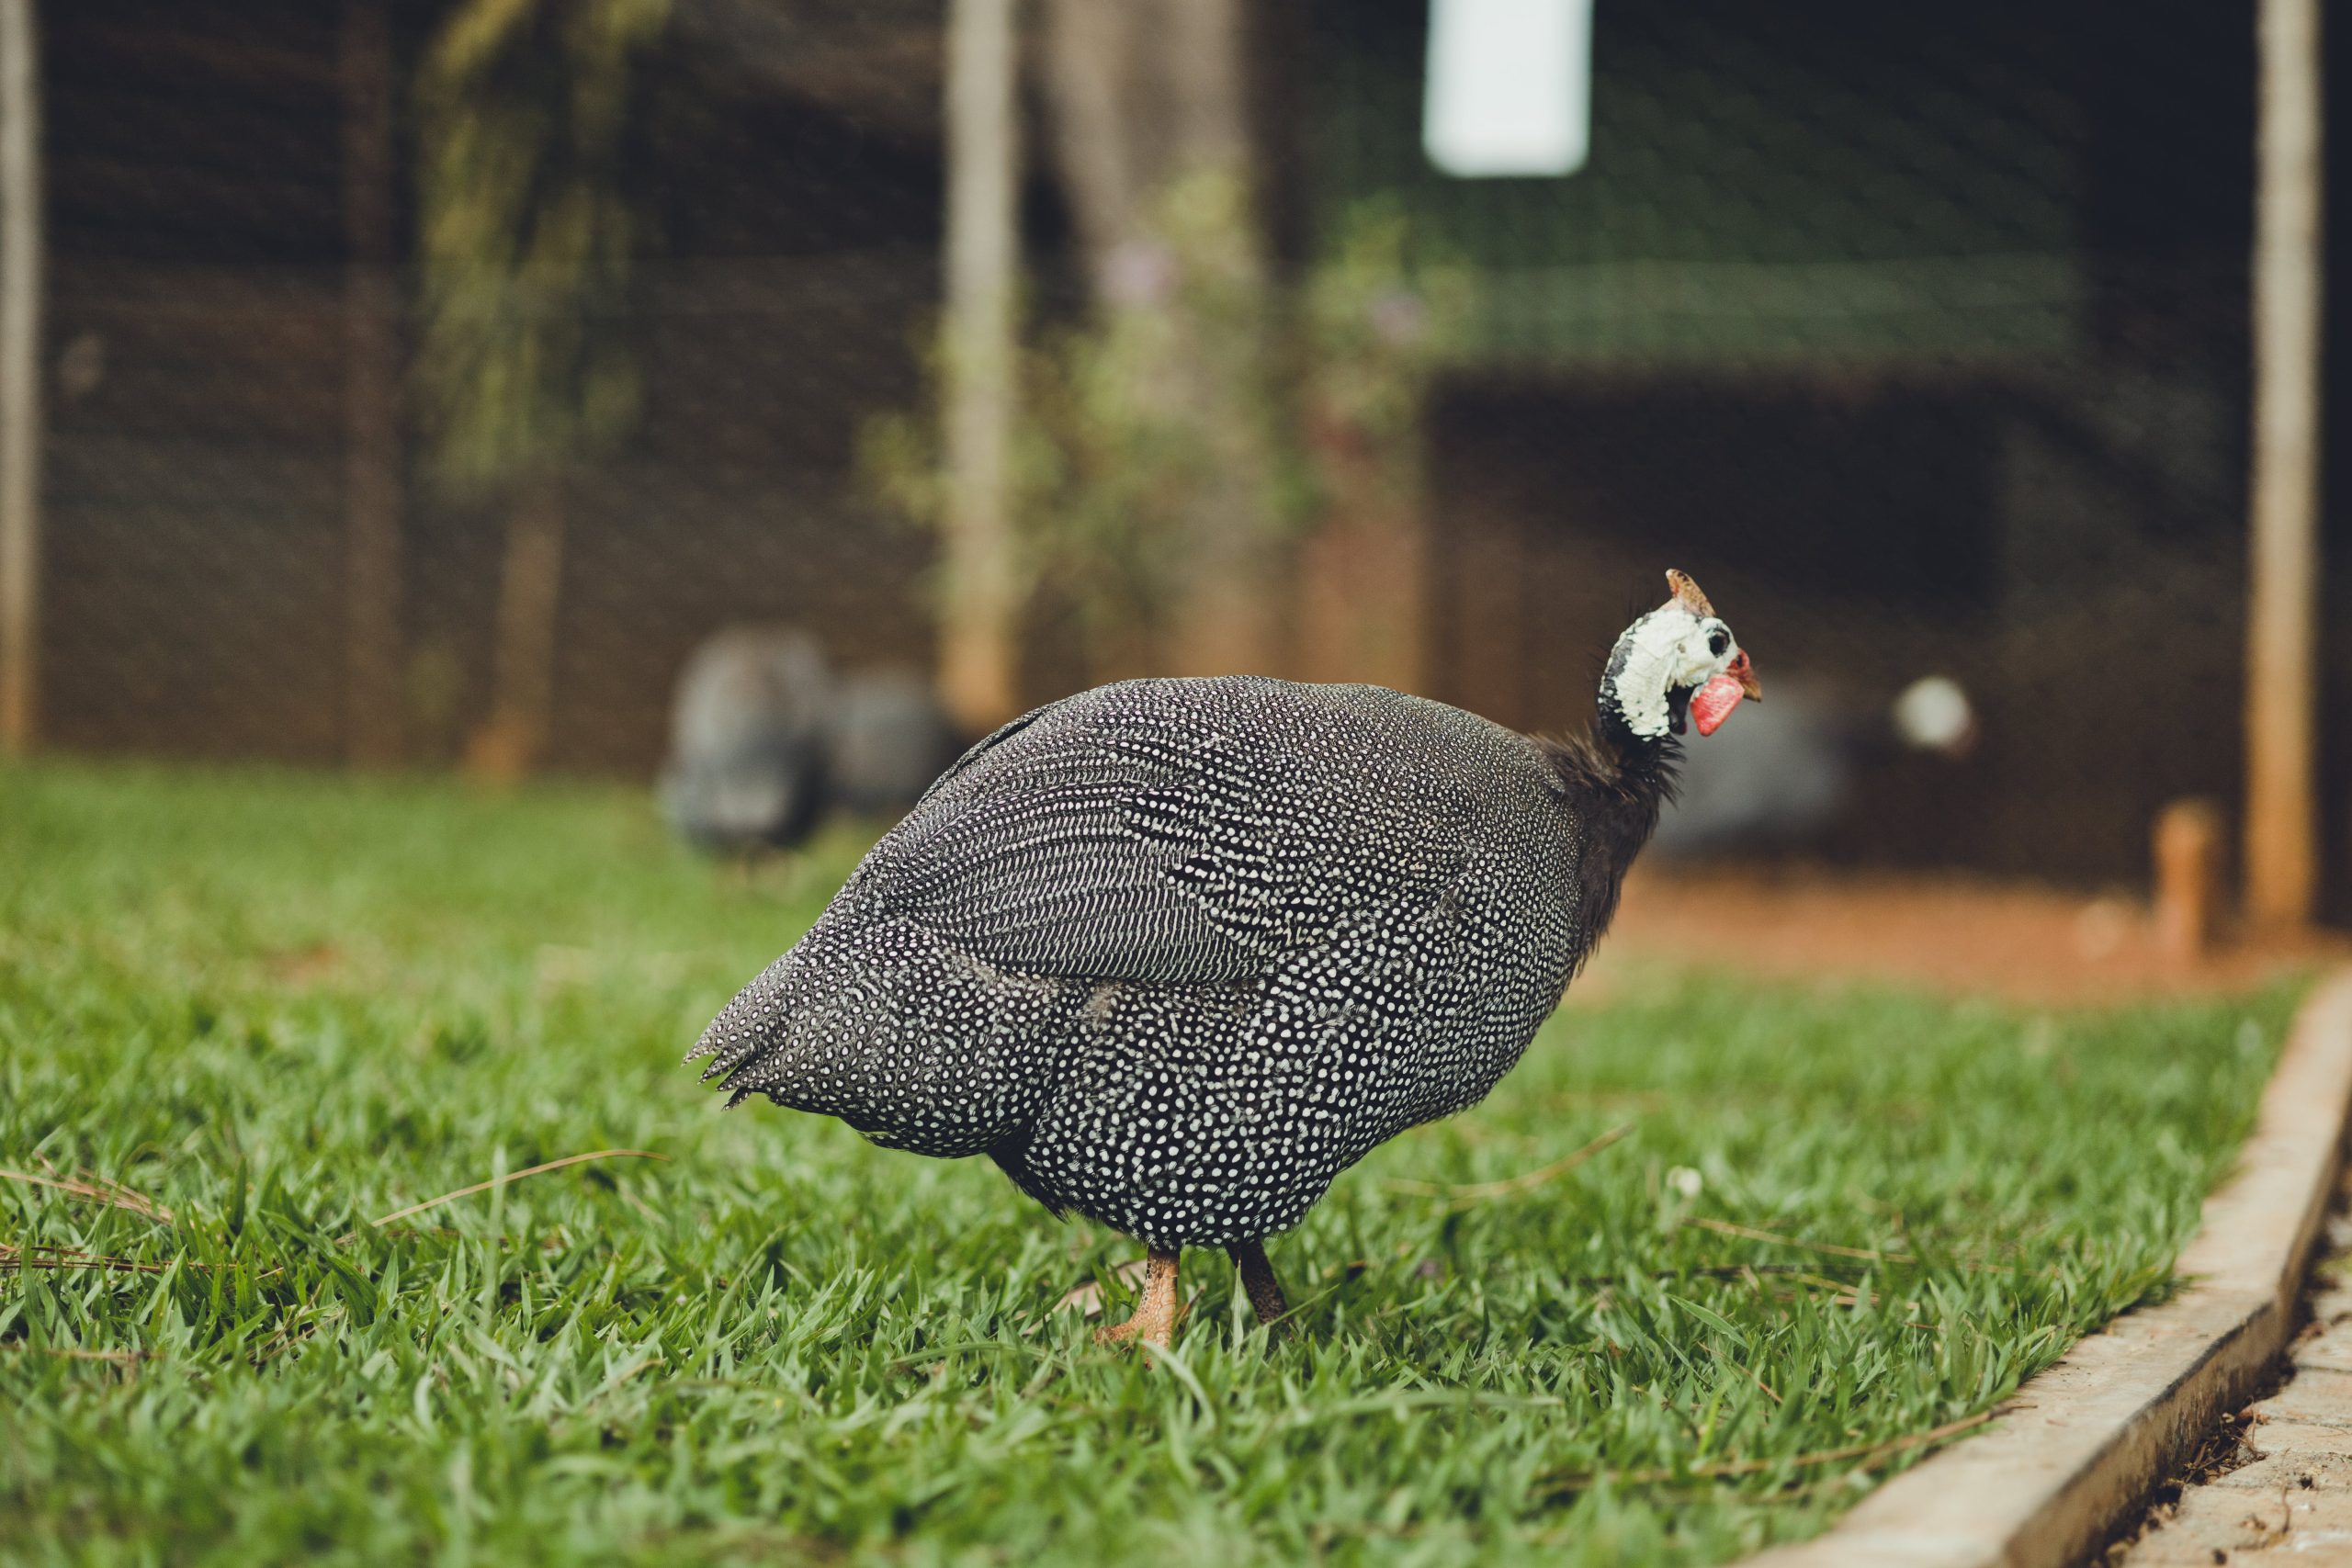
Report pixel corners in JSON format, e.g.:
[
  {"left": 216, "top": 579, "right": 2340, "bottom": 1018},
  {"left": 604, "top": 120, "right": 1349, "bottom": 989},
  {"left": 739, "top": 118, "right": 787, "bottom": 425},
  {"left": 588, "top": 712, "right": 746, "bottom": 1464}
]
[{"left": 684, "top": 918, "right": 1069, "bottom": 1158}]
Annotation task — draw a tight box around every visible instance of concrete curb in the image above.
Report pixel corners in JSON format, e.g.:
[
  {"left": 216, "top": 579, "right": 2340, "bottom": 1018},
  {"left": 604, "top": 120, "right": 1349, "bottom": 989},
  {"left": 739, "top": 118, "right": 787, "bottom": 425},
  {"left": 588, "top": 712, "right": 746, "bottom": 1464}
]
[{"left": 1746, "top": 971, "right": 2352, "bottom": 1568}]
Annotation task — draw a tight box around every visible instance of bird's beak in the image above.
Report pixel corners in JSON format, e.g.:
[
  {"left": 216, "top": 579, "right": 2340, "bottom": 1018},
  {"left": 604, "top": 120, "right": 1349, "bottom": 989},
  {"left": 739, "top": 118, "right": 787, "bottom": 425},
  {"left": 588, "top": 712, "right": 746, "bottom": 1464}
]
[{"left": 1730, "top": 650, "right": 1761, "bottom": 703}]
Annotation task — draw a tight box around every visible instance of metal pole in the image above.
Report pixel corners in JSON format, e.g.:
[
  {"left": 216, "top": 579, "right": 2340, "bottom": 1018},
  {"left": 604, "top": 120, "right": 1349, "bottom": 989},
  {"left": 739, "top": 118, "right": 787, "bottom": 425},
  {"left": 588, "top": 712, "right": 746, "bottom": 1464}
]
[
  {"left": 938, "top": 0, "right": 1022, "bottom": 733},
  {"left": 0, "top": 0, "right": 41, "bottom": 758},
  {"left": 2245, "top": 0, "right": 2325, "bottom": 928}
]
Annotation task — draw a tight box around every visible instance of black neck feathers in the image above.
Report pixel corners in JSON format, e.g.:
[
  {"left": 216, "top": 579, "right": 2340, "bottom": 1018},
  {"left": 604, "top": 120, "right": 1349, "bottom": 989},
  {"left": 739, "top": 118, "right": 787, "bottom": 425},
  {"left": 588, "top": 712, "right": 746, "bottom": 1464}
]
[{"left": 1534, "top": 716, "right": 1680, "bottom": 965}]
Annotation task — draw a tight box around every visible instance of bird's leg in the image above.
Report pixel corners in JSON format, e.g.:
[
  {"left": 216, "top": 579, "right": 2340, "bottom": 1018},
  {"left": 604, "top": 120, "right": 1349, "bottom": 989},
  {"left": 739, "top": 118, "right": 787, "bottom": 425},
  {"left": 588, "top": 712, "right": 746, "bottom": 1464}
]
[
  {"left": 1227, "top": 1238, "right": 1289, "bottom": 1329},
  {"left": 1095, "top": 1247, "right": 1182, "bottom": 1348}
]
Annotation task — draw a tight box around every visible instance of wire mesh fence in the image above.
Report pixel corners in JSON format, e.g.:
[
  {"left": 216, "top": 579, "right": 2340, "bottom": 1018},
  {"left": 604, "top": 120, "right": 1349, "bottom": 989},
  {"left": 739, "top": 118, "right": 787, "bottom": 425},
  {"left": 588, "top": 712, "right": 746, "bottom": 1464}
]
[{"left": 17, "top": 0, "right": 2343, "bottom": 897}]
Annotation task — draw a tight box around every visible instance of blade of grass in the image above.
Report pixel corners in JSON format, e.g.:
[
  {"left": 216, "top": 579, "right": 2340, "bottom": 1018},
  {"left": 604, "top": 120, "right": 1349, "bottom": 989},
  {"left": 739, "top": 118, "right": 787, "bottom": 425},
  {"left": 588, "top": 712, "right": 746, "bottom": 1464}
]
[
  {"left": 1543, "top": 1409, "right": 1996, "bottom": 1492},
  {"left": 0, "top": 1165, "right": 174, "bottom": 1224},
  {"left": 0, "top": 1243, "right": 173, "bottom": 1275},
  {"left": 363, "top": 1148, "right": 670, "bottom": 1231},
  {"left": 1385, "top": 1122, "right": 1634, "bottom": 1202},
  {"left": 1683, "top": 1216, "right": 1907, "bottom": 1263}
]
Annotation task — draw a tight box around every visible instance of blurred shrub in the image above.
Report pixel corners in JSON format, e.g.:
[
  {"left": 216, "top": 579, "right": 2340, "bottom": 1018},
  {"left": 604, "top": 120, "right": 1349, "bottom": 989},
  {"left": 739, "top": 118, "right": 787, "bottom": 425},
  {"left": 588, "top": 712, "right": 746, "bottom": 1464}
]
[
  {"left": 414, "top": 0, "right": 670, "bottom": 491},
  {"left": 863, "top": 189, "right": 1473, "bottom": 679}
]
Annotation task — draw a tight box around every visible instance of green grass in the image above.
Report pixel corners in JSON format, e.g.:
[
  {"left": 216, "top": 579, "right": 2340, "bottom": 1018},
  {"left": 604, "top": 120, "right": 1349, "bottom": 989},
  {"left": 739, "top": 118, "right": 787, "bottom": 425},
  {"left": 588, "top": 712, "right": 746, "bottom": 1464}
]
[{"left": 0, "top": 761, "right": 2307, "bottom": 1567}]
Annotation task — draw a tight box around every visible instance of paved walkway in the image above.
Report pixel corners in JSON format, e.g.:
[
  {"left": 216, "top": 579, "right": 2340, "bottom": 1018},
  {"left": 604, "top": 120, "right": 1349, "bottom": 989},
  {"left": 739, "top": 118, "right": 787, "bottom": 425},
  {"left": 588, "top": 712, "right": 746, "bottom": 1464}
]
[{"left": 2111, "top": 1190, "right": 2352, "bottom": 1564}]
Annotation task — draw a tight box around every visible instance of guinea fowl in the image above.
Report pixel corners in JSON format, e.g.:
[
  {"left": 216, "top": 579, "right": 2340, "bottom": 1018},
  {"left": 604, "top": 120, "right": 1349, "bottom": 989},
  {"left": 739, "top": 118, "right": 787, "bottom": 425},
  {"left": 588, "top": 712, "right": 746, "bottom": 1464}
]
[
  {"left": 822, "top": 668, "right": 967, "bottom": 817},
  {"left": 688, "top": 570, "right": 1759, "bottom": 1346},
  {"left": 660, "top": 627, "right": 832, "bottom": 852}
]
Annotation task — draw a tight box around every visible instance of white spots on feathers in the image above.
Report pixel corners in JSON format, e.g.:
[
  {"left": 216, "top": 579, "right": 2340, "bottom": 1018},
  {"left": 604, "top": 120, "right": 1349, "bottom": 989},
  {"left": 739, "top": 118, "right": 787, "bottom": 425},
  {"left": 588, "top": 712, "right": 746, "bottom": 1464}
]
[{"left": 684, "top": 676, "right": 1590, "bottom": 1250}]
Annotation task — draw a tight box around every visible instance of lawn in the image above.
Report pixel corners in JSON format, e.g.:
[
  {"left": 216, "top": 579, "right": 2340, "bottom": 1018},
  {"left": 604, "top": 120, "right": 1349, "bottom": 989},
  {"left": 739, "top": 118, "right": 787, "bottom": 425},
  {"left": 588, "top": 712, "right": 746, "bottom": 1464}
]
[{"left": 0, "top": 761, "right": 2306, "bottom": 1566}]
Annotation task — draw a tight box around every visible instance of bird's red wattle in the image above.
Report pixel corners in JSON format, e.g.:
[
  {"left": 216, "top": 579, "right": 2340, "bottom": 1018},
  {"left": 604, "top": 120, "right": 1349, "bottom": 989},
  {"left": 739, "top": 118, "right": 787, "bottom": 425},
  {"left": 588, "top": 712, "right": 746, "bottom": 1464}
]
[{"left": 1690, "top": 673, "right": 1746, "bottom": 737}]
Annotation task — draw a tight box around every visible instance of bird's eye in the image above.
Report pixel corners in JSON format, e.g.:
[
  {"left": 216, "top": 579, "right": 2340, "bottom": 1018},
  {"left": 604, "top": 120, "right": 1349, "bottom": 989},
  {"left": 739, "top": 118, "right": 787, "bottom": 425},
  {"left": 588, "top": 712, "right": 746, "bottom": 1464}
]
[{"left": 1705, "top": 626, "right": 1731, "bottom": 658}]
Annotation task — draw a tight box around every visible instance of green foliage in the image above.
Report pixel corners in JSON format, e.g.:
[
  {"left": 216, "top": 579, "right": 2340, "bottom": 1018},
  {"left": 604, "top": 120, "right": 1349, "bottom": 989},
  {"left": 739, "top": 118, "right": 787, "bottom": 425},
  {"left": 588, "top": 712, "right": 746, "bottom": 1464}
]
[
  {"left": 414, "top": 0, "right": 669, "bottom": 492},
  {"left": 865, "top": 190, "right": 1472, "bottom": 671},
  {"left": 0, "top": 760, "right": 2308, "bottom": 1565},
  {"left": 1299, "top": 197, "right": 1475, "bottom": 457}
]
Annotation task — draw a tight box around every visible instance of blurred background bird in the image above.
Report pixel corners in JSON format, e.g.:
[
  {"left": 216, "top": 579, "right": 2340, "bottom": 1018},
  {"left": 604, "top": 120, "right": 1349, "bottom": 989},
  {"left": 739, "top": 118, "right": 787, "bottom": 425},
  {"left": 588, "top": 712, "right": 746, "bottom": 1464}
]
[
  {"left": 657, "top": 626, "right": 834, "bottom": 852},
  {"left": 1653, "top": 673, "right": 1974, "bottom": 860},
  {"left": 660, "top": 629, "right": 967, "bottom": 854}
]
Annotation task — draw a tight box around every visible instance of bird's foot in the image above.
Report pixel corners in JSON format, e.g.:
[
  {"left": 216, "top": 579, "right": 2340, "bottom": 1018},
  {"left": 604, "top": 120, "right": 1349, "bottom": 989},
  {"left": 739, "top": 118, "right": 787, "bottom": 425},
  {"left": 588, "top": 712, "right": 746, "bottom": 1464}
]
[
  {"left": 1092, "top": 1311, "right": 1174, "bottom": 1348},
  {"left": 1228, "top": 1238, "right": 1291, "bottom": 1332},
  {"left": 1094, "top": 1247, "right": 1182, "bottom": 1348}
]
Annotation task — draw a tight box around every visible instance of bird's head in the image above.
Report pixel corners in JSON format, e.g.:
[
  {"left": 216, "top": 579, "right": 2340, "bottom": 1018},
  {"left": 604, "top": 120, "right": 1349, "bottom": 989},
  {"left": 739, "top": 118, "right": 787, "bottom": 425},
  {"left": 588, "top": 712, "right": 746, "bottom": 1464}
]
[{"left": 1600, "top": 570, "right": 1762, "bottom": 742}]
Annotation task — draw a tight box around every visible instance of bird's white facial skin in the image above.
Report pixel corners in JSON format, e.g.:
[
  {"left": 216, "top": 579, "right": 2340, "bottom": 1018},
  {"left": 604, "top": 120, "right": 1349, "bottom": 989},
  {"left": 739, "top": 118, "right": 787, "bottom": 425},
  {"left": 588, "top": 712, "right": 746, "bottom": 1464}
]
[{"left": 1607, "top": 607, "right": 1741, "bottom": 739}]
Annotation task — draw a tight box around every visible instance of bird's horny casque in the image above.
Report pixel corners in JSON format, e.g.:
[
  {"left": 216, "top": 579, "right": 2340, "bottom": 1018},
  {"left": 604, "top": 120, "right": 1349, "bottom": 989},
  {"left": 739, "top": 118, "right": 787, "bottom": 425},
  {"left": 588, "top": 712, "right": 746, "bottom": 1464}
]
[{"left": 688, "top": 569, "right": 1759, "bottom": 1346}]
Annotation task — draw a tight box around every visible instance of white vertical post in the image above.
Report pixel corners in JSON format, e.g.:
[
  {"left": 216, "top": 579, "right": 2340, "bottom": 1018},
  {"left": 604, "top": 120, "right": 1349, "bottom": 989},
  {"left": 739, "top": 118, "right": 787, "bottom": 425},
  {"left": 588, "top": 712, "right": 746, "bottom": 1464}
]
[
  {"left": 0, "top": 0, "right": 40, "bottom": 758},
  {"left": 2245, "top": 0, "right": 2325, "bottom": 928},
  {"left": 938, "top": 0, "right": 1022, "bottom": 733}
]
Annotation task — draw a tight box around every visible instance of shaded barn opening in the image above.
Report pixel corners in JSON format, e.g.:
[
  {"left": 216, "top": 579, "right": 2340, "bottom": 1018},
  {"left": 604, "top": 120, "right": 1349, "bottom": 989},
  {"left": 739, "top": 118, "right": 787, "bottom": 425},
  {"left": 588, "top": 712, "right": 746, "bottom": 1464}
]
[{"left": 1306, "top": 0, "right": 2284, "bottom": 889}]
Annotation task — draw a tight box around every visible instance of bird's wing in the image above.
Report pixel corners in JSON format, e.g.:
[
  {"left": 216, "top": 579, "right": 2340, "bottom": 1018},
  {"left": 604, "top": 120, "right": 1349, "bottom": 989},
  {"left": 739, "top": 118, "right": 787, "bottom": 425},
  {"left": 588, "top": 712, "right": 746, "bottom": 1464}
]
[{"left": 859, "top": 679, "right": 1474, "bottom": 985}]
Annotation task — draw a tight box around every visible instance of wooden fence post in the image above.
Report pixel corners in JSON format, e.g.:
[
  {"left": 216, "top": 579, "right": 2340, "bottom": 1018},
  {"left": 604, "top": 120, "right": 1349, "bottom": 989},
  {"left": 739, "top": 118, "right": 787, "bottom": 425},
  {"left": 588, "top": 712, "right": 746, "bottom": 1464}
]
[
  {"left": 938, "top": 0, "right": 1023, "bottom": 733},
  {"left": 0, "top": 0, "right": 41, "bottom": 758},
  {"left": 2243, "top": 0, "right": 2325, "bottom": 929}
]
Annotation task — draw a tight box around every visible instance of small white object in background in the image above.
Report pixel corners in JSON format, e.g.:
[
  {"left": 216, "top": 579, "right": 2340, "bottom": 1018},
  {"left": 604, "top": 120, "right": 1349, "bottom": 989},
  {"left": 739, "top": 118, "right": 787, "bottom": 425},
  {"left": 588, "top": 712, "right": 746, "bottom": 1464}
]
[
  {"left": 1892, "top": 674, "right": 1975, "bottom": 755},
  {"left": 1423, "top": 0, "right": 1594, "bottom": 178}
]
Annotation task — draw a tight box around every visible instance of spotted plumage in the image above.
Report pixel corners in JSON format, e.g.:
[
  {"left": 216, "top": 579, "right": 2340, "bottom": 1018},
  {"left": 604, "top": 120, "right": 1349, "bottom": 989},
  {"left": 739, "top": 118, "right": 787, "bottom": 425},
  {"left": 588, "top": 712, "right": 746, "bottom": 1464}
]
[{"left": 687, "top": 571, "right": 1758, "bottom": 1342}]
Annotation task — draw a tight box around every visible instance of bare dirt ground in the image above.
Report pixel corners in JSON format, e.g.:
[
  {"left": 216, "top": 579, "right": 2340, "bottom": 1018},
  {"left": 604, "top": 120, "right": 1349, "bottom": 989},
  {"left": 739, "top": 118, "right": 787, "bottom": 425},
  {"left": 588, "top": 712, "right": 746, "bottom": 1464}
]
[{"left": 1589, "top": 865, "right": 2350, "bottom": 1004}]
